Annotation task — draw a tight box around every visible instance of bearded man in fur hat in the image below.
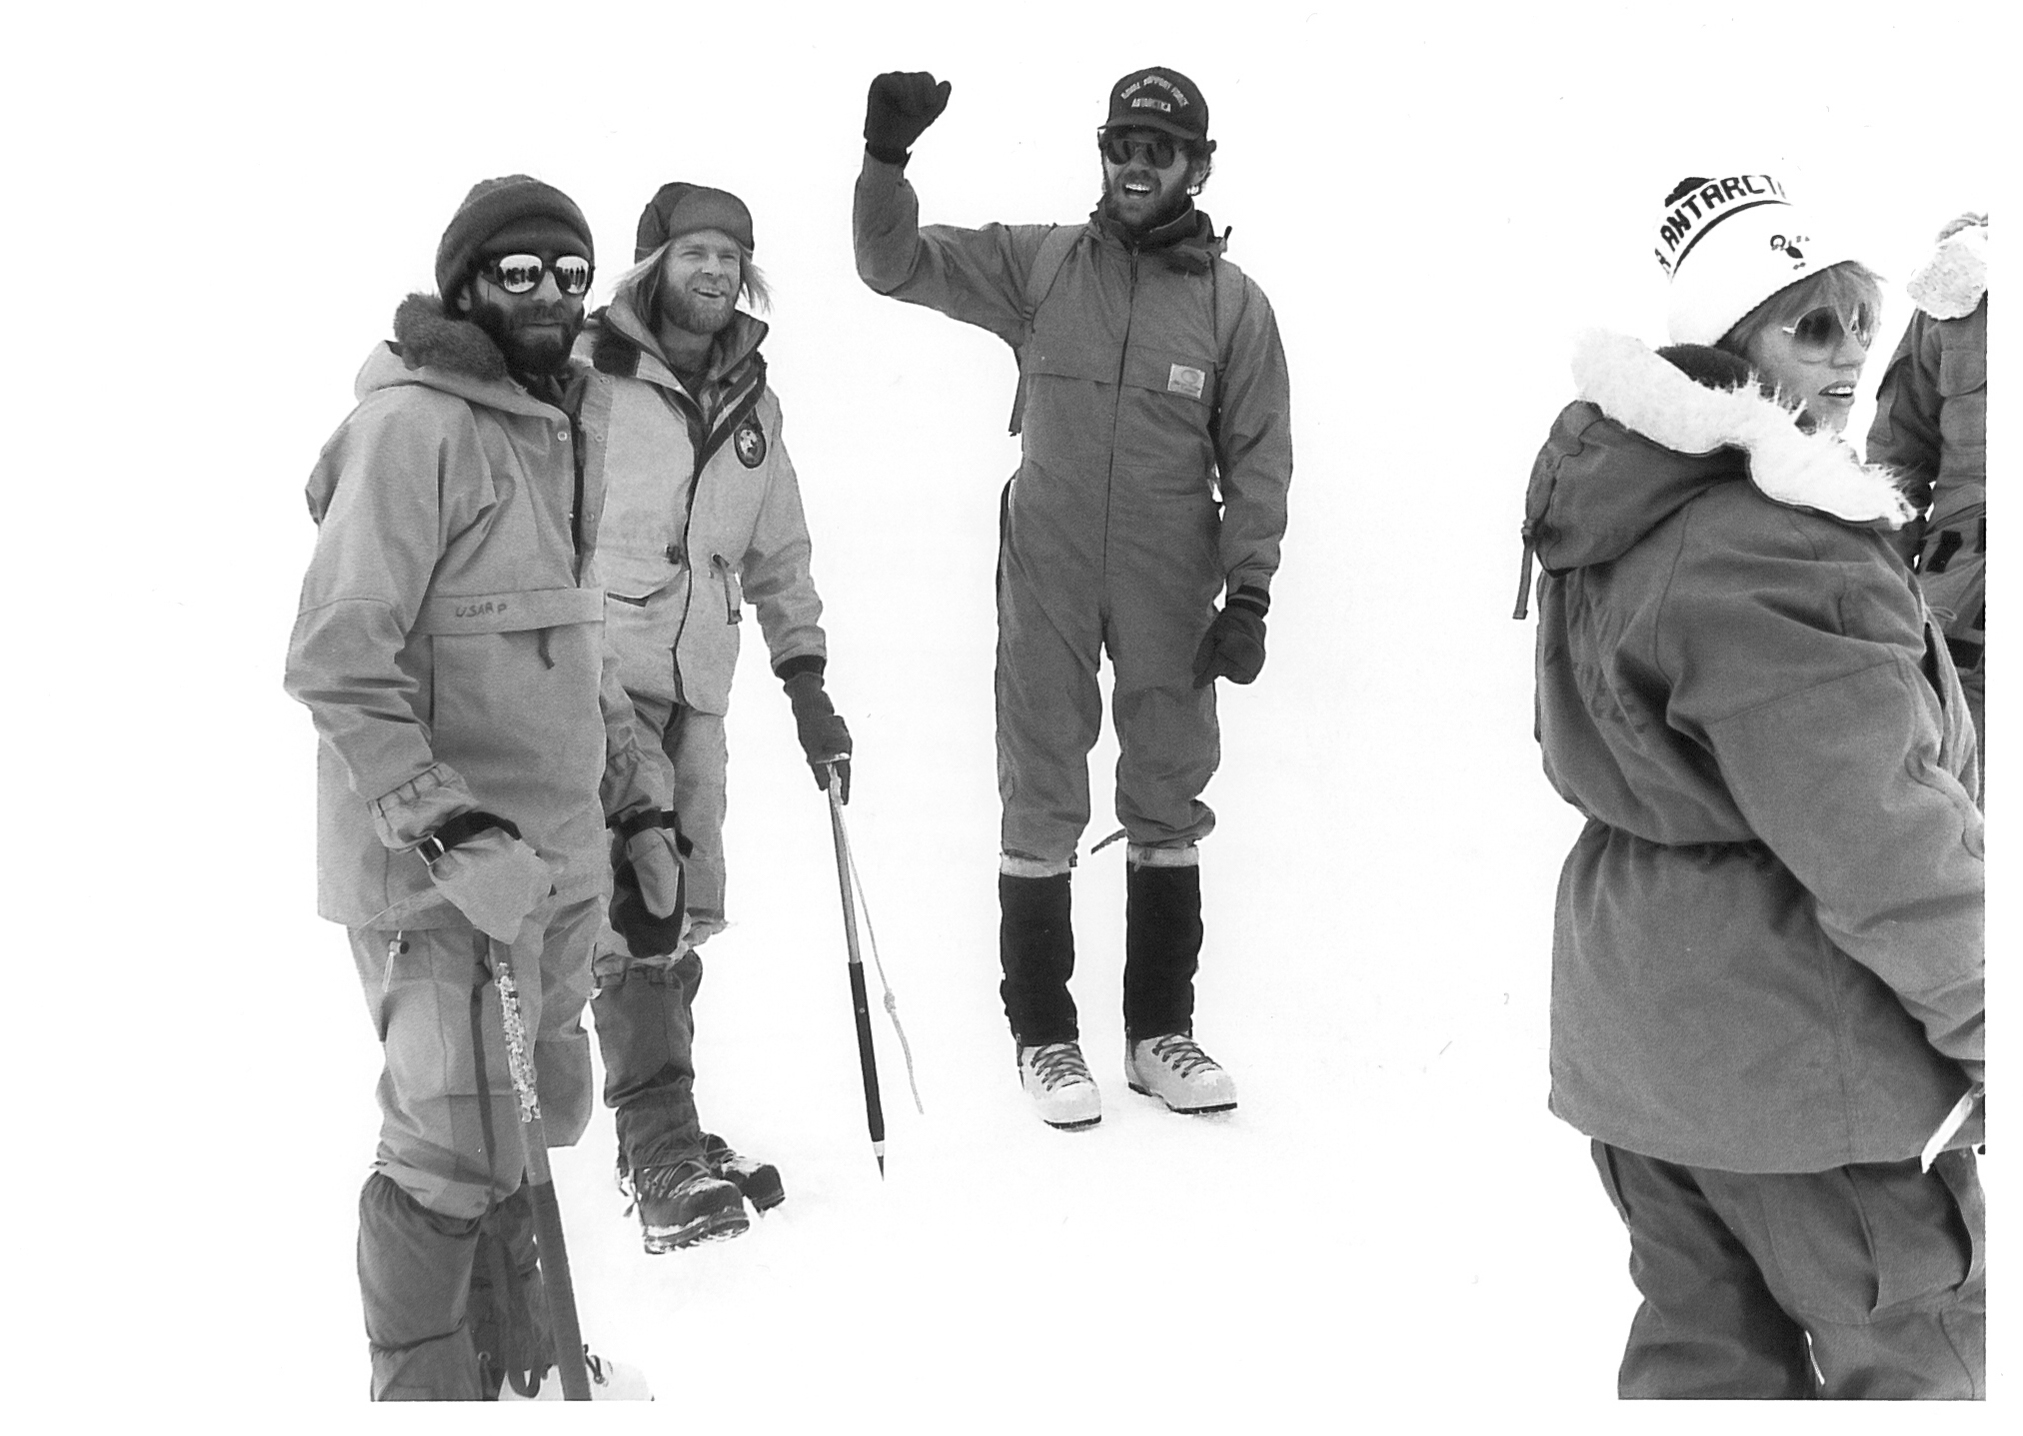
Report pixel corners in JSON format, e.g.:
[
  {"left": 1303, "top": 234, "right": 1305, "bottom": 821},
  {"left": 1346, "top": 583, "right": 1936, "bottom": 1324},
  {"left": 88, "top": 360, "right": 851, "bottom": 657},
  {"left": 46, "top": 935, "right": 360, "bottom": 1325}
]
[{"left": 286, "top": 175, "right": 679, "bottom": 1401}]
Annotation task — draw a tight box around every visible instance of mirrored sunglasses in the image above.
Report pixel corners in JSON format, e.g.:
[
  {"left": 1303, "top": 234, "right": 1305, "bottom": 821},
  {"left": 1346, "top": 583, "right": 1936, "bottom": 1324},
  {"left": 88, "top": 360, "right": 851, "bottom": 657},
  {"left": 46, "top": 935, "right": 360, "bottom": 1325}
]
[
  {"left": 480, "top": 253, "right": 594, "bottom": 297},
  {"left": 1779, "top": 302, "right": 1875, "bottom": 360},
  {"left": 1098, "top": 129, "right": 1179, "bottom": 168}
]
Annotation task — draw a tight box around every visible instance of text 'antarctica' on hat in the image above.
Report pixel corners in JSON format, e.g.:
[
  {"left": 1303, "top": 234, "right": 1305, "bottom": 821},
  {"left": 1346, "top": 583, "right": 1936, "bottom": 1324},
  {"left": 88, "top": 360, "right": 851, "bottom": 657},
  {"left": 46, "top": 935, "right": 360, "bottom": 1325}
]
[
  {"left": 1105, "top": 67, "right": 1209, "bottom": 142},
  {"left": 635, "top": 183, "right": 756, "bottom": 262},
  {"left": 1653, "top": 174, "right": 1851, "bottom": 346},
  {"left": 435, "top": 175, "right": 594, "bottom": 298}
]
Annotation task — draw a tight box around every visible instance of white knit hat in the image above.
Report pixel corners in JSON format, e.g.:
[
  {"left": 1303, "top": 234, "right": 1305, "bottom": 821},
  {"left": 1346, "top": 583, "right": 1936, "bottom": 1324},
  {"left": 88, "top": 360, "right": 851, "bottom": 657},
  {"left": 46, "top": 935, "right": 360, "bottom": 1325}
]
[{"left": 1653, "top": 174, "right": 1850, "bottom": 345}]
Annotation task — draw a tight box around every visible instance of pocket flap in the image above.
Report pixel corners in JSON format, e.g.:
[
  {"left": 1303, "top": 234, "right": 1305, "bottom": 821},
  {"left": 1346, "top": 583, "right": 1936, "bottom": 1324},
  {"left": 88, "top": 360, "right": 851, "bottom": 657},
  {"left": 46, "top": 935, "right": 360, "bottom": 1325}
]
[{"left": 412, "top": 586, "right": 604, "bottom": 635}]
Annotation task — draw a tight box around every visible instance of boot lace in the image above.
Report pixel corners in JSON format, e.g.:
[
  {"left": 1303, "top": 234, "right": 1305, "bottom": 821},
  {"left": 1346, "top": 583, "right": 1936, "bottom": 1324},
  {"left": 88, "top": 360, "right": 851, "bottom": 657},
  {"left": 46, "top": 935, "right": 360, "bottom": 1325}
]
[
  {"left": 1147, "top": 1033, "right": 1220, "bottom": 1080},
  {"left": 1028, "top": 1042, "right": 1094, "bottom": 1091}
]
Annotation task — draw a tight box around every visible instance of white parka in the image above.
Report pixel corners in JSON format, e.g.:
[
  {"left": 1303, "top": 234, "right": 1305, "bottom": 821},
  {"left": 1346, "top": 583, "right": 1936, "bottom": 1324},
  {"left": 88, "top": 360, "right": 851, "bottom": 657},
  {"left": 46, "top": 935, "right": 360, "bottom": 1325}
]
[{"left": 578, "top": 299, "right": 826, "bottom": 715}]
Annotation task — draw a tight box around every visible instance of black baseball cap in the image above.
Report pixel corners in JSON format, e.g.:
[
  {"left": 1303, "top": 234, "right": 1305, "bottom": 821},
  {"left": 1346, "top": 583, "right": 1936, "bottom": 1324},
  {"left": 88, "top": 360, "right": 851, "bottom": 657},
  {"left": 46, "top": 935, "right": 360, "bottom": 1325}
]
[{"left": 1104, "top": 67, "right": 1209, "bottom": 142}]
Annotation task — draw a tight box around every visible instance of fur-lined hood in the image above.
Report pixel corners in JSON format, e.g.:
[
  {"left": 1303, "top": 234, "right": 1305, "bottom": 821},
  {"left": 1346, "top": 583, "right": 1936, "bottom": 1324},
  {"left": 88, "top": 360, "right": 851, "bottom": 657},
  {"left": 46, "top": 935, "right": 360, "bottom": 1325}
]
[
  {"left": 1907, "top": 219, "right": 1988, "bottom": 321},
  {"left": 348, "top": 294, "right": 575, "bottom": 415},
  {"left": 1522, "top": 331, "right": 1913, "bottom": 579}
]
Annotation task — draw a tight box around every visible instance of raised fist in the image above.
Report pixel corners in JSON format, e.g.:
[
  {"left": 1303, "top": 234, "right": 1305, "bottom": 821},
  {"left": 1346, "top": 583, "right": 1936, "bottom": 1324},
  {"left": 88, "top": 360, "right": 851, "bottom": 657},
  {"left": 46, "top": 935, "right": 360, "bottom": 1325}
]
[{"left": 865, "top": 71, "right": 952, "bottom": 163}]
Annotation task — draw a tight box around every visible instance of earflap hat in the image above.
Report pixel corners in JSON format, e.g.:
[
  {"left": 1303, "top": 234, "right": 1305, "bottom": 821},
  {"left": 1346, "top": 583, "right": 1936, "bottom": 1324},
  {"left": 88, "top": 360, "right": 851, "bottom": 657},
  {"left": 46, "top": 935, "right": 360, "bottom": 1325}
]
[
  {"left": 435, "top": 174, "right": 593, "bottom": 298},
  {"left": 1654, "top": 174, "right": 1850, "bottom": 345},
  {"left": 635, "top": 183, "right": 756, "bottom": 261}
]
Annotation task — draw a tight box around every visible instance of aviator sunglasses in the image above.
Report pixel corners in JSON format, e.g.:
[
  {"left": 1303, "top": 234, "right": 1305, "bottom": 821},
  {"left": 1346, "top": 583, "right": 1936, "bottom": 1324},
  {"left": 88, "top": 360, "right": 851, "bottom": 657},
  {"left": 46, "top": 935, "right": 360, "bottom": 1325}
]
[
  {"left": 479, "top": 253, "right": 595, "bottom": 297},
  {"left": 1098, "top": 129, "right": 1180, "bottom": 168},
  {"left": 1779, "top": 302, "right": 1876, "bottom": 360}
]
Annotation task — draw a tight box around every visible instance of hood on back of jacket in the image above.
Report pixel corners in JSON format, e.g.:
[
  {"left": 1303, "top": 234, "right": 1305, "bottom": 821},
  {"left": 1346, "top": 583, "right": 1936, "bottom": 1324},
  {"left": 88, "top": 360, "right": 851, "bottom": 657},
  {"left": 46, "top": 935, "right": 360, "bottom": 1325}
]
[
  {"left": 1090, "top": 202, "right": 1224, "bottom": 275},
  {"left": 1522, "top": 331, "right": 1914, "bottom": 583},
  {"left": 312, "top": 295, "right": 578, "bottom": 519},
  {"left": 583, "top": 290, "right": 768, "bottom": 389},
  {"left": 1907, "top": 219, "right": 1988, "bottom": 320}
]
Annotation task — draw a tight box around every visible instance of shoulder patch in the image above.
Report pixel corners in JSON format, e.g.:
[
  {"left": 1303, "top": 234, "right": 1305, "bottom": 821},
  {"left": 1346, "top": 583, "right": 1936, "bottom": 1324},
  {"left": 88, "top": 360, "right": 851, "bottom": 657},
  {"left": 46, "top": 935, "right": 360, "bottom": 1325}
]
[{"left": 733, "top": 414, "right": 767, "bottom": 468}]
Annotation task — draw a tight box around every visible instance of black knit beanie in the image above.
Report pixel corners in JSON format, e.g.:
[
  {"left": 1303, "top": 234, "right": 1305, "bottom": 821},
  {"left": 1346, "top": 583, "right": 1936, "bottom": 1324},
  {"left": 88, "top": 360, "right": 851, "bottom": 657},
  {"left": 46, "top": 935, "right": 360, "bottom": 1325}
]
[{"left": 435, "top": 175, "right": 594, "bottom": 298}]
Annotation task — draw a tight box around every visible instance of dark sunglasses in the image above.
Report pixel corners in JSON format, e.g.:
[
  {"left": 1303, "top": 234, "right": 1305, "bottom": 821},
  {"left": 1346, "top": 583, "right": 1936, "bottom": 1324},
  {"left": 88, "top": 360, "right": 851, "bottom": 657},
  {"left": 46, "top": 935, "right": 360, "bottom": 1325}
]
[
  {"left": 1098, "top": 129, "right": 1179, "bottom": 168},
  {"left": 479, "top": 253, "right": 594, "bottom": 297},
  {"left": 1779, "top": 302, "right": 1876, "bottom": 360}
]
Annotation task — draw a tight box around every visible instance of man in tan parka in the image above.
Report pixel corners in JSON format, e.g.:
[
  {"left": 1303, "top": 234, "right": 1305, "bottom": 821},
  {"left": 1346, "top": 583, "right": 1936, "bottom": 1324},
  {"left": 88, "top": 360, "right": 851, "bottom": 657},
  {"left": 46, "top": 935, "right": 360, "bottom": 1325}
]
[
  {"left": 580, "top": 182, "right": 845, "bottom": 1254},
  {"left": 853, "top": 68, "right": 1293, "bottom": 1130},
  {"left": 287, "top": 175, "right": 681, "bottom": 1400}
]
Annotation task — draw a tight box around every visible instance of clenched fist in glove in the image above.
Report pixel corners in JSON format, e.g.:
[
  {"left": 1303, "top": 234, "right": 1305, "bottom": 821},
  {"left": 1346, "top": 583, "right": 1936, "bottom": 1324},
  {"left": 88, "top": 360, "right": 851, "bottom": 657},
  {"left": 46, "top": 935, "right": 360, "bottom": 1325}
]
[
  {"left": 783, "top": 666, "right": 853, "bottom": 802},
  {"left": 421, "top": 811, "right": 553, "bottom": 943},
  {"left": 865, "top": 71, "right": 951, "bottom": 164},
  {"left": 609, "top": 809, "right": 688, "bottom": 959},
  {"left": 1192, "top": 587, "right": 1270, "bottom": 688}
]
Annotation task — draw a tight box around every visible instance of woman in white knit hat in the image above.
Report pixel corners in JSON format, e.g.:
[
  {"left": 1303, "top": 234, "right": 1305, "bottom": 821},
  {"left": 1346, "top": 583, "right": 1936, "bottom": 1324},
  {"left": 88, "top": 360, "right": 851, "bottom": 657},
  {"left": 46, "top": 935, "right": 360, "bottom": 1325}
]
[{"left": 1515, "top": 175, "right": 1985, "bottom": 1398}]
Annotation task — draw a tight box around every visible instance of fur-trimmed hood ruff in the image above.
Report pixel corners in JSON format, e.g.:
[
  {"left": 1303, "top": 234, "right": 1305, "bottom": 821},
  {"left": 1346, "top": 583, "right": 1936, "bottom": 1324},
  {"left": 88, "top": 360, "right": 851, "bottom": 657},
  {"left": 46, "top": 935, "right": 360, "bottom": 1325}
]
[
  {"left": 1907, "top": 220, "right": 1988, "bottom": 321},
  {"left": 1521, "top": 331, "right": 1912, "bottom": 589},
  {"left": 389, "top": 292, "right": 512, "bottom": 381},
  {"left": 345, "top": 293, "right": 577, "bottom": 420}
]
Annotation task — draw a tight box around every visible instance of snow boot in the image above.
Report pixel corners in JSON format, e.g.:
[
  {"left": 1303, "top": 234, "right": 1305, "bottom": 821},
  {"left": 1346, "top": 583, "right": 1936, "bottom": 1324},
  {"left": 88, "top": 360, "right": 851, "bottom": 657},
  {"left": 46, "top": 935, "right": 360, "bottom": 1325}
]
[
  {"left": 1019, "top": 1041, "right": 1103, "bottom": 1129},
  {"left": 495, "top": 1346, "right": 654, "bottom": 1401},
  {"left": 999, "top": 871, "right": 1078, "bottom": 1044},
  {"left": 1126, "top": 1032, "right": 1237, "bottom": 1114},
  {"left": 619, "top": 1157, "right": 748, "bottom": 1253},
  {"left": 703, "top": 1131, "right": 785, "bottom": 1213}
]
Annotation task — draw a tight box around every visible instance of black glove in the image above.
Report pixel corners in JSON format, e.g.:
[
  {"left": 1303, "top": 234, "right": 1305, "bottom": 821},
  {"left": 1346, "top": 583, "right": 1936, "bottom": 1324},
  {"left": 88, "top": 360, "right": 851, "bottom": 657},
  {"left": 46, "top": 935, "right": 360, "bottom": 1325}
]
[
  {"left": 784, "top": 668, "right": 853, "bottom": 801},
  {"left": 1192, "top": 588, "right": 1269, "bottom": 688},
  {"left": 865, "top": 71, "right": 951, "bottom": 164},
  {"left": 608, "top": 809, "right": 688, "bottom": 959}
]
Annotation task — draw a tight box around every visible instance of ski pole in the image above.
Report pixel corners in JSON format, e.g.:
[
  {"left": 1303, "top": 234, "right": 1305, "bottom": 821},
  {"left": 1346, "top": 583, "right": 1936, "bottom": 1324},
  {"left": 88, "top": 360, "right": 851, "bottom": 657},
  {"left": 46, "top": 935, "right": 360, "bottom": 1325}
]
[
  {"left": 825, "top": 766, "right": 886, "bottom": 1174},
  {"left": 489, "top": 940, "right": 593, "bottom": 1402}
]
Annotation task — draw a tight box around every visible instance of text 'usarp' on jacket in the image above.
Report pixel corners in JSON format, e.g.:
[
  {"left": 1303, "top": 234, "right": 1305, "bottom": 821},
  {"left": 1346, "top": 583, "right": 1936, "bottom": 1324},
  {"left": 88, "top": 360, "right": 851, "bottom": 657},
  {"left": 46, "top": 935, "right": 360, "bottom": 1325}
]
[{"left": 286, "top": 294, "right": 671, "bottom": 928}]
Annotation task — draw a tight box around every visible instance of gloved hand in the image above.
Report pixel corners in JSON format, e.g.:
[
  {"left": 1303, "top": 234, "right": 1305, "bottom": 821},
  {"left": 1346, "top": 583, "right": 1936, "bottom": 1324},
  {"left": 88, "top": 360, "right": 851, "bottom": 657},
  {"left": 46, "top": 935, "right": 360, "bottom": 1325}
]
[
  {"left": 784, "top": 669, "right": 853, "bottom": 802},
  {"left": 609, "top": 810, "right": 688, "bottom": 959},
  {"left": 865, "top": 71, "right": 951, "bottom": 164},
  {"left": 1192, "top": 590, "right": 1270, "bottom": 687},
  {"left": 423, "top": 814, "right": 552, "bottom": 943}
]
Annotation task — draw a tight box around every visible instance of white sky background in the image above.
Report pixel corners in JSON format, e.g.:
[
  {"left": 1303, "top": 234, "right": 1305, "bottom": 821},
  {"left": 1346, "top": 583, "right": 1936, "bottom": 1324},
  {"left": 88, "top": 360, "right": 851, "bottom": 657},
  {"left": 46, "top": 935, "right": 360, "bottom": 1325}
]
[{"left": 7, "top": 0, "right": 2008, "bottom": 1427}]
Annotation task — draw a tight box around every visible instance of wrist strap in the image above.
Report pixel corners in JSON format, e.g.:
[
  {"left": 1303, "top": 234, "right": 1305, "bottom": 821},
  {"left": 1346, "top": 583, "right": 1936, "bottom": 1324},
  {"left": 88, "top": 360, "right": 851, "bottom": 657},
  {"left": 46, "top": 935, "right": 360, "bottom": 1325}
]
[
  {"left": 611, "top": 807, "right": 690, "bottom": 856},
  {"left": 418, "top": 810, "right": 520, "bottom": 865},
  {"left": 1226, "top": 585, "right": 1271, "bottom": 618}
]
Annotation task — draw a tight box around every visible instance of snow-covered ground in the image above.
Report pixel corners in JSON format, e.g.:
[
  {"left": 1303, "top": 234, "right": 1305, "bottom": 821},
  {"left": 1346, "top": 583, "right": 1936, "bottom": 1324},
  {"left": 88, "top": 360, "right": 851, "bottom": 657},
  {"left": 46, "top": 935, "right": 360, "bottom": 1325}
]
[{"left": 9, "top": 2, "right": 2002, "bottom": 1428}]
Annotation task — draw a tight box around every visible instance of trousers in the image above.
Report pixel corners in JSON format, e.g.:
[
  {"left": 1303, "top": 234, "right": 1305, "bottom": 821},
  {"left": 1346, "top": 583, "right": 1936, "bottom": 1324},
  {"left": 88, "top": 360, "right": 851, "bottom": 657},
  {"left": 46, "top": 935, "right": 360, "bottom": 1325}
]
[{"left": 1591, "top": 1141, "right": 1985, "bottom": 1398}]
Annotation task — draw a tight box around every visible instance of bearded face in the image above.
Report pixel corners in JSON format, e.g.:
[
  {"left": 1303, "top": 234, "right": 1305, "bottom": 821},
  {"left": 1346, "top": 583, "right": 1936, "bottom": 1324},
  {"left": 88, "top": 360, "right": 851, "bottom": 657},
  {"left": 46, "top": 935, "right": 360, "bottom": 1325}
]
[
  {"left": 656, "top": 230, "right": 744, "bottom": 339},
  {"left": 1097, "top": 131, "right": 1201, "bottom": 233},
  {"left": 464, "top": 285, "right": 585, "bottom": 377}
]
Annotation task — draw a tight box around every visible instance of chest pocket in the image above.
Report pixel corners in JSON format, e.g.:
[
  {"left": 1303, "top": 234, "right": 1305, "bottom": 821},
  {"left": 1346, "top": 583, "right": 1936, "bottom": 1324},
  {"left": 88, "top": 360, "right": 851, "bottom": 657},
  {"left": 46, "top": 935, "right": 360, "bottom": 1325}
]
[
  {"left": 1120, "top": 341, "right": 1219, "bottom": 412},
  {"left": 1938, "top": 344, "right": 1985, "bottom": 398}
]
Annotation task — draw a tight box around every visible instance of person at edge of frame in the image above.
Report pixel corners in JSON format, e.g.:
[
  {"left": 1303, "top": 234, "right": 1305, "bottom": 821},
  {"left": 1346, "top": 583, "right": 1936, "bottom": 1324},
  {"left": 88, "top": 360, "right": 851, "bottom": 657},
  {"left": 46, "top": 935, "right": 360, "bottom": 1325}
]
[
  {"left": 850, "top": 66, "right": 1293, "bottom": 1131},
  {"left": 1866, "top": 213, "right": 1987, "bottom": 789},
  {"left": 1515, "top": 172, "right": 1985, "bottom": 1398},
  {"left": 285, "top": 175, "right": 680, "bottom": 1401},
  {"left": 579, "top": 181, "right": 845, "bottom": 1254}
]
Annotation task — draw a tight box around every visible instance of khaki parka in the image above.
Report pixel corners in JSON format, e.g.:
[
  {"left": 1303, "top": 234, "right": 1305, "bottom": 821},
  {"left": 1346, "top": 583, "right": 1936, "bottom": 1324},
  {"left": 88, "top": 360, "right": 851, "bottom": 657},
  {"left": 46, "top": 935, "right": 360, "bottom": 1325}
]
[
  {"left": 1523, "top": 334, "right": 1983, "bottom": 1173},
  {"left": 286, "top": 296, "right": 671, "bottom": 929},
  {"left": 575, "top": 300, "right": 826, "bottom": 717}
]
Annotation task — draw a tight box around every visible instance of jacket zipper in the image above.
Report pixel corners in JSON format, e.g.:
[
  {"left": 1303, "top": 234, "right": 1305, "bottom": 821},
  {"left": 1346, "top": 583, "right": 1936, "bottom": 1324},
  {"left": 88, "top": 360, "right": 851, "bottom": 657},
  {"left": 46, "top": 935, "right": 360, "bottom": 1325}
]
[
  {"left": 660, "top": 368, "right": 769, "bottom": 701},
  {"left": 1101, "top": 250, "right": 1140, "bottom": 591}
]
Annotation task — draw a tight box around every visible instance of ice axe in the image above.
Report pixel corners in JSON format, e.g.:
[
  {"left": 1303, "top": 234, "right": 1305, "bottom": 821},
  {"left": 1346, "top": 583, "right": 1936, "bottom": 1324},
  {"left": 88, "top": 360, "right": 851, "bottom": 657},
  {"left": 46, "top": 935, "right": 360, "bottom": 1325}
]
[
  {"left": 488, "top": 941, "right": 593, "bottom": 1401},
  {"left": 824, "top": 764, "right": 887, "bottom": 1174}
]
